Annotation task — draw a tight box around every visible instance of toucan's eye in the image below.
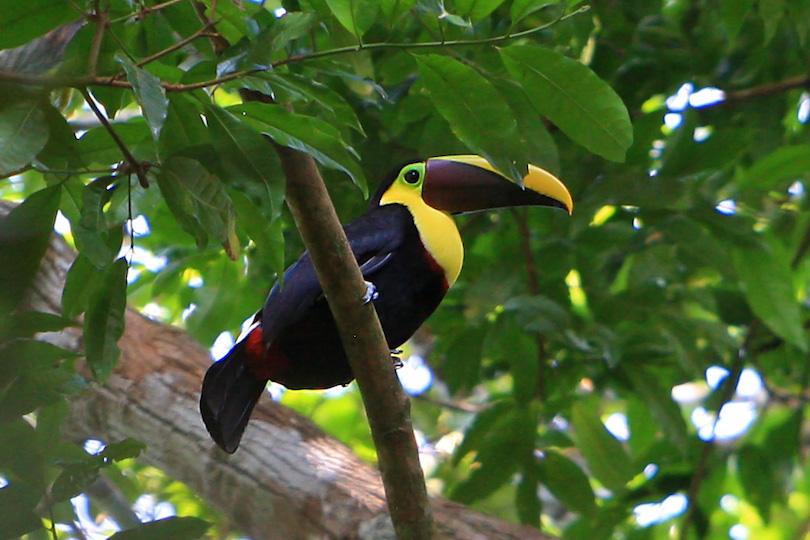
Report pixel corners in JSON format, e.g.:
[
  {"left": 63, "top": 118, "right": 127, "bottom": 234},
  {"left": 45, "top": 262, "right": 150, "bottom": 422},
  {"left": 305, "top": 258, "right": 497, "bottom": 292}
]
[{"left": 404, "top": 169, "right": 420, "bottom": 184}]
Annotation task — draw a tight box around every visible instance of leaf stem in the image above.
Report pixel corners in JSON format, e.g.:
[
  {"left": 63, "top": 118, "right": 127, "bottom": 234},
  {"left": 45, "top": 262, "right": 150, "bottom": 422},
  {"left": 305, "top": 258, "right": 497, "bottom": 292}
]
[
  {"left": 271, "top": 6, "right": 590, "bottom": 69},
  {"left": 79, "top": 87, "right": 149, "bottom": 188}
]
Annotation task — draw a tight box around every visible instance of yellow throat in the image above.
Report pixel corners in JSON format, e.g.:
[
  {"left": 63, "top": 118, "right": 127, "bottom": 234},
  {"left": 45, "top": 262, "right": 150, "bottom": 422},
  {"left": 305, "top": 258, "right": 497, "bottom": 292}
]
[{"left": 380, "top": 170, "right": 464, "bottom": 286}]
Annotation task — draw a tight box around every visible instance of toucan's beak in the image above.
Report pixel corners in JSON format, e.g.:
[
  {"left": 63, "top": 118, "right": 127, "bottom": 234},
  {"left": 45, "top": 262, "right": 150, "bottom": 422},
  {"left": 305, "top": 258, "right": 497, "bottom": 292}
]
[{"left": 422, "top": 155, "right": 573, "bottom": 215}]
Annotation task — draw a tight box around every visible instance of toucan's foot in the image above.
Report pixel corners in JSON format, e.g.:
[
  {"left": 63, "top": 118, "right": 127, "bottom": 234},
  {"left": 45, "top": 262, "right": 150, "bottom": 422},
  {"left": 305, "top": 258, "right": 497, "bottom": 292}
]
[
  {"left": 391, "top": 350, "right": 404, "bottom": 369},
  {"left": 362, "top": 281, "right": 379, "bottom": 305}
]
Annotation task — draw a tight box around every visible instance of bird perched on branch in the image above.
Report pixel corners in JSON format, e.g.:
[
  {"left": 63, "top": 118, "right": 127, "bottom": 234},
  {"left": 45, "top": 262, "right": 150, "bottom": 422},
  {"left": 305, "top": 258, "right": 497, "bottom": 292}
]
[{"left": 201, "top": 155, "right": 572, "bottom": 452}]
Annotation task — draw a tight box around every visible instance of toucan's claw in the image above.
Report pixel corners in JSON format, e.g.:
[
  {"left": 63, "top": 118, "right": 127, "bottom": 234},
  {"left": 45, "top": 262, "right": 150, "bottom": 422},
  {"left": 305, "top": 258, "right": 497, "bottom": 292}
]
[
  {"left": 391, "top": 350, "right": 404, "bottom": 369},
  {"left": 362, "top": 281, "right": 379, "bottom": 305}
]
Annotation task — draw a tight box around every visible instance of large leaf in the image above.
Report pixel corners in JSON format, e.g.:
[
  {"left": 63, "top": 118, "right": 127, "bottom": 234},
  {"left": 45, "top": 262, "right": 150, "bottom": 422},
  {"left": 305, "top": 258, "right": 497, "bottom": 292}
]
[
  {"left": 84, "top": 258, "right": 128, "bottom": 382},
  {"left": 0, "top": 184, "right": 60, "bottom": 314},
  {"left": 323, "top": 0, "right": 380, "bottom": 38},
  {"left": 511, "top": 0, "right": 555, "bottom": 24},
  {"left": 204, "top": 104, "right": 286, "bottom": 217},
  {"left": 231, "top": 102, "right": 367, "bottom": 193},
  {"left": 230, "top": 190, "right": 285, "bottom": 278},
  {"left": 570, "top": 401, "right": 634, "bottom": 492},
  {"left": 109, "top": 517, "right": 210, "bottom": 540},
  {"left": 62, "top": 254, "right": 100, "bottom": 320},
  {"left": 485, "top": 314, "right": 539, "bottom": 405},
  {"left": 380, "top": 0, "right": 418, "bottom": 24},
  {"left": 261, "top": 73, "right": 365, "bottom": 134},
  {"left": 0, "top": 0, "right": 77, "bottom": 49},
  {"left": 117, "top": 57, "right": 169, "bottom": 142},
  {"left": 71, "top": 176, "right": 119, "bottom": 268},
  {"left": 732, "top": 238, "right": 808, "bottom": 351},
  {"left": 452, "top": 404, "right": 535, "bottom": 504},
  {"left": 416, "top": 54, "right": 526, "bottom": 182},
  {"left": 538, "top": 449, "right": 597, "bottom": 517},
  {"left": 721, "top": 0, "right": 756, "bottom": 43},
  {"left": 456, "top": 0, "right": 507, "bottom": 22},
  {"left": 0, "top": 100, "right": 49, "bottom": 176},
  {"left": 623, "top": 364, "right": 691, "bottom": 456},
  {"left": 158, "top": 94, "right": 208, "bottom": 158},
  {"left": 737, "top": 444, "right": 776, "bottom": 521},
  {"left": 157, "top": 156, "right": 238, "bottom": 256},
  {"left": 737, "top": 145, "right": 810, "bottom": 192},
  {"left": 499, "top": 44, "right": 632, "bottom": 162}
]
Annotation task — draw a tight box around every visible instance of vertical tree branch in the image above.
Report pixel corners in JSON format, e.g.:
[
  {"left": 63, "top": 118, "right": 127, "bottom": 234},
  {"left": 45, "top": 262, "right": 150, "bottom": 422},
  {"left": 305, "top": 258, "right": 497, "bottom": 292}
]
[
  {"left": 511, "top": 208, "right": 547, "bottom": 400},
  {"left": 274, "top": 146, "right": 436, "bottom": 540}
]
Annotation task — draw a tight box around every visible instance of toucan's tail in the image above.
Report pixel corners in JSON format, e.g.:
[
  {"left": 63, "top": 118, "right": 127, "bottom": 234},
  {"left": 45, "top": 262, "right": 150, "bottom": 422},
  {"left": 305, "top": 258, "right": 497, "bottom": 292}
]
[{"left": 200, "top": 327, "right": 267, "bottom": 453}]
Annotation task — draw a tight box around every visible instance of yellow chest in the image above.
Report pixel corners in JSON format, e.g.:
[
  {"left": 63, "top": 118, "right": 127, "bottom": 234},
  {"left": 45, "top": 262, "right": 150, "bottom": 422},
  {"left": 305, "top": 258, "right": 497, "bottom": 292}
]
[{"left": 381, "top": 185, "right": 464, "bottom": 286}]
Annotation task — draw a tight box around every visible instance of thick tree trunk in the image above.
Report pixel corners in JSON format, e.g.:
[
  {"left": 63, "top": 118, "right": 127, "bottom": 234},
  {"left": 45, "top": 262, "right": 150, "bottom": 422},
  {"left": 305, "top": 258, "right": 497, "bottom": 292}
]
[{"left": 19, "top": 205, "right": 555, "bottom": 540}]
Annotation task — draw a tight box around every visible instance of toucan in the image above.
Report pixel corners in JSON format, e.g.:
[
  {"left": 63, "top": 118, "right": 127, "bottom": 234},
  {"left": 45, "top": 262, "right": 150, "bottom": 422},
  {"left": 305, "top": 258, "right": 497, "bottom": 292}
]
[{"left": 201, "top": 155, "right": 573, "bottom": 453}]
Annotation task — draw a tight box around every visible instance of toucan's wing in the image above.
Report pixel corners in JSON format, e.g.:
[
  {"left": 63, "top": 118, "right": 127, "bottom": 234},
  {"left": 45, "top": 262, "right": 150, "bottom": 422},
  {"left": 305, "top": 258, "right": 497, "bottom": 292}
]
[{"left": 260, "top": 206, "right": 408, "bottom": 346}]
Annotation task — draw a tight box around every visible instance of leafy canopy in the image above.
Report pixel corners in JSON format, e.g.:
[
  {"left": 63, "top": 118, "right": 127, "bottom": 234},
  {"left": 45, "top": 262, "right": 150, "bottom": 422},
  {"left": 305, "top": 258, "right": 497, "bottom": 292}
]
[{"left": 1, "top": 0, "right": 809, "bottom": 538}]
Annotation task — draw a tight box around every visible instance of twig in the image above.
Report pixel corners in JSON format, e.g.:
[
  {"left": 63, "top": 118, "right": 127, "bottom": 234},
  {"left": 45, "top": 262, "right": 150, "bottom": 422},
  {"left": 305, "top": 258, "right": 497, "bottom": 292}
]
[
  {"left": 87, "top": 8, "right": 108, "bottom": 77},
  {"left": 79, "top": 88, "right": 149, "bottom": 188},
  {"left": 109, "top": 0, "right": 188, "bottom": 24},
  {"left": 0, "top": 165, "right": 117, "bottom": 181},
  {"left": 720, "top": 75, "right": 810, "bottom": 106},
  {"left": 135, "top": 21, "right": 218, "bottom": 69},
  {"left": 271, "top": 6, "right": 590, "bottom": 70},
  {"left": 412, "top": 393, "right": 483, "bottom": 414}
]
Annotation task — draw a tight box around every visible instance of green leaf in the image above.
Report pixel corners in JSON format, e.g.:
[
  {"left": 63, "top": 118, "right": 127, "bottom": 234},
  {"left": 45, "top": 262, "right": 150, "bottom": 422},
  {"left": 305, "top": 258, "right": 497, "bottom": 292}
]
[
  {"left": 623, "top": 365, "right": 690, "bottom": 457},
  {"left": 737, "top": 444, "right": 776, "bottom": 521},
  {"left": 516, "top": 460, "right": 542, "bottom": 526},
  {"left": 0, "top": 311, "right": 73, "bottom": 342},
  {"left": 485, "top": 315, "right": 538, "bottom": 405},
  {"left": 71, "top": 176, "right": 118, "bottom": 267},
  {"left": 116, "top": 56, "right": 169, "bottom": 142},
  {"left": 0, "top": 484, "right": 42, "bottom": 539},
  {"left": 538, "top": 449, "right": 597, "bottom": 517},
  {"left": 84, "top": 258, "right": 128, "bottom": 382},
  {"left": 62, "top": 254, "right": 100, "bottom": 320},
  {"left": 261, "top": 73, "right": 365, "bottom": 134},
  {"left": 758, "top": 0, "right": 784, "bottom": 43},
  {"left": 442, "top": 326, "right": 485, "bottom": 394},
  {"left": 0, "top": 100, "right": 49, "bottom": 176},
  {"left": 109, "top": 516, "right": 211, "bottom": 540},
  {"left": 456, "top": 0, "right": 507, "bottom": 22},
  {"left": 499, "top": 44, "right": 632, "bottom": 162},
  {"left": 570, "top": 401, "right": 634, "bottom": 492},
  {"left": 324, "top": 0, "right": 380, "bottom": 38},
  {"left": 721, "top": 0, "right": 756, "bottom": 43},
  {"left": 101, "top": 438, "right": 147, "bottom": 461},
  {"left": 230, "top": 190, "right": 285, "bottom": 278},
  {"left": 732, "top": 238, "right": 808, "bottom": 351},
  {"left": 737, "top": 145, "right": 810, "bottom": 192},
  {"left": 204, "top": 104, "right": 286, "bottom": 217},
  {"left": 416, "top": 54, "right": 525, "bottom": 182},
  {"left": 454, "top": 400, "right": 516, "bottom": 463},
  {"left": 158, "top": 94, "right": 208, "bottom": 159},
  {"left": 452, "top": 405, "right": 534, "bottom": 504},
  {"left": 0, "top": 184, "right": 60, "bottom": 314},
  {"left": 0, "top": 339, "right": 77, "bottom": 380},
  {"left": 511, "top": 0, "right": 554, "bottom": 24},
  {"left": 0, "top": 0, "right": 77, "bottom": 49},
  {"left": 37, "top": 103, "right": 83, "bottom": 170},
  {"left": 231, "top": 102, "right": 367, "bottom": 194},
  {"left": 248, "top": 12, "right": 317, "bottom": 66},
  {"left": 381, "top": 0, "right": 417, "bottom": 24},
  {"left": 157, "top": 156, "right": 237, "bottom": 254},
  {"left": 494, "top": 80, "right": 560, "bottom": 175}
]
